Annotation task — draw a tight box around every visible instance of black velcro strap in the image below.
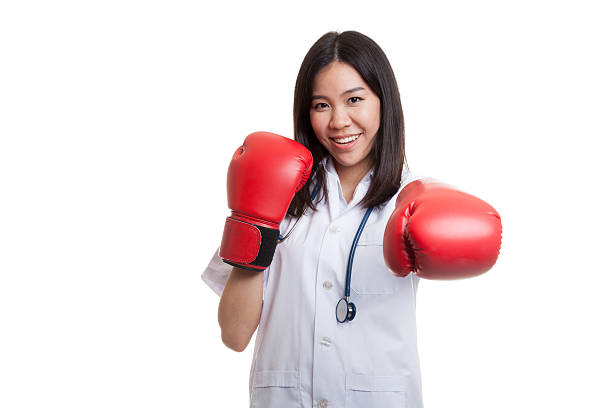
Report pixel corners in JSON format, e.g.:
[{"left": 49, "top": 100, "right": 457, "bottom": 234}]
[{"left": 251, "top": 224, "right": 280, "bottom": 267}]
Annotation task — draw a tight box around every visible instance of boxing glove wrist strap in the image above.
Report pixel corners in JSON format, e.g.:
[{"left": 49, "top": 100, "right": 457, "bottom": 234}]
[{"left": 219, "top": 217, "right": 280, "bottom": 271}]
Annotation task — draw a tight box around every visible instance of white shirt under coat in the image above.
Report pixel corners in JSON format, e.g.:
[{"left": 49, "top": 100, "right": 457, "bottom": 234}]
[{"left": 202, "top": 157, "right": 424, "bottom": 408}]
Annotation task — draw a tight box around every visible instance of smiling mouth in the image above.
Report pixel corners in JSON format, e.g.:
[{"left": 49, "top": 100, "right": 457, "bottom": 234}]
[{"left": 332, "top": 133, "right": 362, "bottom": 145}]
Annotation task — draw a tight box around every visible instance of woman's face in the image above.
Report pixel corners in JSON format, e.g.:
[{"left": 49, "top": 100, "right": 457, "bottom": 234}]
[{"left": 309, "top": 61, "right": 381, "bottom": 176}]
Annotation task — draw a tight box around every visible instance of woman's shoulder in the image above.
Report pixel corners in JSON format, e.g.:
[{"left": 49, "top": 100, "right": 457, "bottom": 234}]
[
  {"left": 400, "top": 167, "right": 426, "bottom": 188},
  {"left": 376, "top": 168, "right": 427, "bottom": 215}
]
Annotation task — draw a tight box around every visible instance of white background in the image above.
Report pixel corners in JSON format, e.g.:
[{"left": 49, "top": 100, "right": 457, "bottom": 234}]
[{"left": 1, "top": 0, "right": 611, "bottom": 406}]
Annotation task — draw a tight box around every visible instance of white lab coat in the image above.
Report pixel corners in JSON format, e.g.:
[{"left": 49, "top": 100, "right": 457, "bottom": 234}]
[{"left": 202, "top": 157, "right": 424, "bottom": 408}]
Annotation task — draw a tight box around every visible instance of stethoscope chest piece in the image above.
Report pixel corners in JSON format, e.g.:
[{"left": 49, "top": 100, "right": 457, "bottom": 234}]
[{"left": 336, "top": 297, "right": 356, "bottom": 323}]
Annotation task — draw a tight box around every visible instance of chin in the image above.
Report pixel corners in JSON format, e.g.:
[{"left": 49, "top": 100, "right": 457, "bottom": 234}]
[{"left": 333, "top": 157, "right": 364, "bottom": 169}]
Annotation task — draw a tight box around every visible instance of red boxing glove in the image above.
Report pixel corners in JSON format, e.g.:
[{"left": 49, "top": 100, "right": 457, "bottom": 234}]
[
  {"left": 383, "top": 179, "right": 502, "bottom": 279},
  {"left": 219, "top": 132, "right": 313, "bottom": 271}
]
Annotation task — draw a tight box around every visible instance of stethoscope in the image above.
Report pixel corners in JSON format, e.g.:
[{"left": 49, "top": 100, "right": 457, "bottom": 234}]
[{"left": 278, "top": 182, "right": 374, "bottom": 324}]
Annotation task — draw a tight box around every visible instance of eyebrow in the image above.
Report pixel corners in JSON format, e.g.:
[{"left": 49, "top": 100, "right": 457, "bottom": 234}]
[{"left": 311, "top": 86, "right": 366, "bottom": 100}]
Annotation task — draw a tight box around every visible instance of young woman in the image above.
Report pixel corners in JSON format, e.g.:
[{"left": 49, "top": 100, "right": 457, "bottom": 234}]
[{"left": 203, "top": 31, "right": 501, "bottom": 408}]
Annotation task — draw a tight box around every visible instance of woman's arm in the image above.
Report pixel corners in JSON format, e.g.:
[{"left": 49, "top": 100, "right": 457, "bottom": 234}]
[{"left": 217, "top": 266, "right": 264, "bottom": 352}]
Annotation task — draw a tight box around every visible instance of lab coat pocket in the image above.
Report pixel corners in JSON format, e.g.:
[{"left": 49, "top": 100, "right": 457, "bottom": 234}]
[
  {"left": 251, "top": 370, "right": 300, "bottom": 408},
  {"left": 351, "top": 241, "right": 401, "bottom": 295},
  {"left": 345, "top": 373, "right": 408, "bottom": 408}
]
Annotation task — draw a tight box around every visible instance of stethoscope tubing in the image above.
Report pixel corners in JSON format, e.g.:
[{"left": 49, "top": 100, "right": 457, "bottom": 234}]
[{"left": 345, "top": 206, "right": 374, "bottom": 297}]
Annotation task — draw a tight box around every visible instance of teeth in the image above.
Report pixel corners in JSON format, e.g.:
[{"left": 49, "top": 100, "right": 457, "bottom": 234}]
[{"left": 335, "top": 133, "right": 360, "bottom": 144}]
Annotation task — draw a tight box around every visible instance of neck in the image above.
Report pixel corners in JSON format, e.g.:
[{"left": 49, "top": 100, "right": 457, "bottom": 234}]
[{"left": 333, "top": 158, "right": 373, "bottom": 203}]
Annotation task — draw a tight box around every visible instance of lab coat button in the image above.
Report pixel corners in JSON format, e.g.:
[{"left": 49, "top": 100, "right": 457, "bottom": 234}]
[
  {"left": 317, "top": 399, "right": 328, "bottom": 408},
  {"left": 320, "top": 337, "right": 332, "bottom": 347},
  {"left": 323, "top": 281, "right": 333, "bottom": 290},
  {"left": 328, "top": 225, "right": 340, "bottom": 233}
]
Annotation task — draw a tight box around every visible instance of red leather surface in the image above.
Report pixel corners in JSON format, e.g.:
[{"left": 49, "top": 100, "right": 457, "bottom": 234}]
[
  {"left": 219, "top": 217, "right": 261, "bottom": 264},
  {"left": 226, "top": 132, "right": 313, "bottom": 225},
  {"left": 383, "top": 179, "right": 502, "bottom": 280}
]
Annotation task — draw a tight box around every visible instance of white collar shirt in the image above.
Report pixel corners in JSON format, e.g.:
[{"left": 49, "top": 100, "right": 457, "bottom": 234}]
[{"left": 202, "top": 157, "right": 424, "bottom": 408}]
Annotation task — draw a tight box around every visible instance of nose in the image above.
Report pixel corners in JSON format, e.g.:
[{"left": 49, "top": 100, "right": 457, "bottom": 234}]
[{"left": 329, "top": 107, "right": 351, "bottom": 129}]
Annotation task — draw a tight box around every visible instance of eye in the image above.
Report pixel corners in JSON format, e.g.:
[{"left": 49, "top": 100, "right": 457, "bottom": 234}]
[
  {"left": 348, "top": 96, "right": 363, "bottom": 104},
  {"left": 313, "top": 102, "right": 329, "bottom": 110}
]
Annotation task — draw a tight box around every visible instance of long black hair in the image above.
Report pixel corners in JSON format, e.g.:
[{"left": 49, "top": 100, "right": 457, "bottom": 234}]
[{"left": 288, "top": 30, "right": 407, "bottom": 217}]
